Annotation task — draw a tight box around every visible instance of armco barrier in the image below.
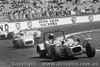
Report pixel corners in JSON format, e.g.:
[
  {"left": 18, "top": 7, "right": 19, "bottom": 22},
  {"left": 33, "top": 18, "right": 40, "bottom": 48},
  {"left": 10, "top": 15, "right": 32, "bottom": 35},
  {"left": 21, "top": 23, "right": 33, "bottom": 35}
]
[{"left": 0, "top": 14, "right": 100, "bottom": 33}]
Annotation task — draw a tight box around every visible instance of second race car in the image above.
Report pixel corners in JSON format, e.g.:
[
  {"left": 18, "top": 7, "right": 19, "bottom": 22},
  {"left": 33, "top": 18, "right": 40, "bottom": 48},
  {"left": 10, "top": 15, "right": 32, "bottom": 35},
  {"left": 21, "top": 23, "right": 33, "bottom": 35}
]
[
  {"left": 12, "top": 28, "right": 42, "bottom": 48},
  {"left": 0, "top": 31, "right": 14, "bottom": 39}
]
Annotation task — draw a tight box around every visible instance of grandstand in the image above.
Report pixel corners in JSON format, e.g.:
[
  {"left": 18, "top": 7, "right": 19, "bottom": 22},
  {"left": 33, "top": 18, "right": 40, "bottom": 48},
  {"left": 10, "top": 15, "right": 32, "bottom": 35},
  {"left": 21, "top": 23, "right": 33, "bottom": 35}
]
[{"left": 0, "top": 0, "right": 100, "bottom": 22}]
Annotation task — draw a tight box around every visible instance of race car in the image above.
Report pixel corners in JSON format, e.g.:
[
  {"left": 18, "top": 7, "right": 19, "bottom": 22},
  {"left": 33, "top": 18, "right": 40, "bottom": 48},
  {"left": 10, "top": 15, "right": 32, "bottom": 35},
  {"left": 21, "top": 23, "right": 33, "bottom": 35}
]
[
  {"left": 37, "top": 30, "right": 95, "bottom": 61},
  {"left": 0, "top": 22, "right": 14, "bottom": 39},
  {"left": 0, "top": 31, "right": 14, "bottom": 39},
  {"left": 12, "top": 28, "right": 42, "bottom": 48}
]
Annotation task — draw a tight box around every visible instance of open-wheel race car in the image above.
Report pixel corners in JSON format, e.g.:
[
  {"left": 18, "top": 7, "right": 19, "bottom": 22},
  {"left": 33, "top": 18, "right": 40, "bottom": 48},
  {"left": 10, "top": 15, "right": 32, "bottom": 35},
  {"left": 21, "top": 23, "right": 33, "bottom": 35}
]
[
  {"left": 0, "top": 31, "right": 14, "bottom": 39},
  {"left": 0, "top": 22, "right": 14, "bottom": 39},
  {"left": 12, "top": 28, "right": 42, "bottom": 48},
  {"left": 36, "top": 30, "right": 95, "bottom": 61}
]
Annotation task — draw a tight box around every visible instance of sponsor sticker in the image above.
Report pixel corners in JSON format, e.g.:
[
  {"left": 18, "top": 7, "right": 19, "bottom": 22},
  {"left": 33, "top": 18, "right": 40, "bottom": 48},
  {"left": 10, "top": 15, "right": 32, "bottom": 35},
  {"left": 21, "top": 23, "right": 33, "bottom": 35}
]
[
  {"left": 27, "top": 22, "right": 32, "bottom": 28},
  {"left": 15, "top": 23, "right": 21, "bottom": 30},
  {"left": 88, "top": 15, "right": 93, "bottom": 22},
  {"left": 71, "top": 16, "right": 76, "bottom": 23}
]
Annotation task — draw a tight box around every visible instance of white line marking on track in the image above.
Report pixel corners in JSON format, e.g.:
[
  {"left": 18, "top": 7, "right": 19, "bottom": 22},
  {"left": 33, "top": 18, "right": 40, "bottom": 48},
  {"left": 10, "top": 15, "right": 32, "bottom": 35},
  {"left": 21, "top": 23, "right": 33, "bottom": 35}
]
[{"left": 96, "top": 49, "right": 100, "bottom": 51}]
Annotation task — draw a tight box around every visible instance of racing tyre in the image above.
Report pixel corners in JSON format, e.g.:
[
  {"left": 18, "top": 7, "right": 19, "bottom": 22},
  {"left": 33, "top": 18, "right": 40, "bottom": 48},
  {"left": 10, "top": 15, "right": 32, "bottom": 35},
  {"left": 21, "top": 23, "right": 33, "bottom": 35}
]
[
  {"left": 20, "top": 40, "right": 25, "bottom": 48},
  {"left": 86, "top": 43, "right": 95, "bottom": 57},
  {"left": 49, "top": 45, "right": 61, "bottom": 61},
  {"left": 0, "top": 35, "right": 5, "bottom": 40},
  {"left": 15, "top": 41, "right": 21, "bottom": 48},
  {"left": 37, "top": 46, "right": 46, "bottom": 58},
  {"left": 82, "top": 38, "right": 91, "bottom": 48},
  {"left": 8, "top": 32, "right": 14, "bottom": 39},
  {"left": 64, "top": 46, "right": 70, "bottom": 59},
  {"left": 12, "top": 40, "right": 19, "bottom": 48},
  {"left": 12, "top": 40, "right": 16, "bottom": 47}
]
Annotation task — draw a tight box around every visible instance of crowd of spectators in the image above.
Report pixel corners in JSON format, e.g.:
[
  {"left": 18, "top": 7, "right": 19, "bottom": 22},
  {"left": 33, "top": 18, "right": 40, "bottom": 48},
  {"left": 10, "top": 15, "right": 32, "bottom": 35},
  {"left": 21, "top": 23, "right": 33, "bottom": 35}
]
[{"left": 0, "top": 0, "right": 100, "bottom": 22}]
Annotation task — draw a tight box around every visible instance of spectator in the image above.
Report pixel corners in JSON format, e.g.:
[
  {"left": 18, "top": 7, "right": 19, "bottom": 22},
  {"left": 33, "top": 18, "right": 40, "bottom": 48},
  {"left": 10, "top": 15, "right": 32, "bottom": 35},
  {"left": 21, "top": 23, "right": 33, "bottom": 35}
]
[
  {"left": 0, "top": 0, "right": 100, "bottom": 22},
  {"left": 30, "top": 8, "right": 35, "bottom": 18},
  {"left": 63, "top": 8, "right": 69, "bottom": 16}
]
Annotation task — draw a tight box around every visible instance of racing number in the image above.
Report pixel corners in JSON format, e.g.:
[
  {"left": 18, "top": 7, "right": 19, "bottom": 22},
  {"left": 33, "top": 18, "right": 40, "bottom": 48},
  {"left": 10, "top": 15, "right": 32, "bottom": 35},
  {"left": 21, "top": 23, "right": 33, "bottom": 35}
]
[
  {"left": 15, "top": 23, "right": 21, "bottom": 30},
  {"left": 27, "top": 22, "right": 32, "bottom": 28}
]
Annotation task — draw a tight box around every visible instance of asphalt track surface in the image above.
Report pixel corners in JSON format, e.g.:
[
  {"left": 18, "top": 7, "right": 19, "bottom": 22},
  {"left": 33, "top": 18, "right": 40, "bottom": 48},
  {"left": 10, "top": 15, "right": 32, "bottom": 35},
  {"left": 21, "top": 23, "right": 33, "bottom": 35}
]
[{"left": 1, "top": 22, "right": 100, "bottom": 67}]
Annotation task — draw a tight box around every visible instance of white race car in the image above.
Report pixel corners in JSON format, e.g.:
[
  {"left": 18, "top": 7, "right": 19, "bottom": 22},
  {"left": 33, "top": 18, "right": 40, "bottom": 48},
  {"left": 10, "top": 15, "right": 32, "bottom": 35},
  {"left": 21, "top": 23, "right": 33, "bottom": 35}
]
[
  {"left": 12, "top": 28, "right": 42, "bottom": 48},
  {"left": 0, "top": 22, "right": 14, "bottom": 39},
  {"left": 37, "top": 30, "right": 95, "bottom": 61},
  {"left": 0, "top": 31, "right": 14, "bottom": 39}
]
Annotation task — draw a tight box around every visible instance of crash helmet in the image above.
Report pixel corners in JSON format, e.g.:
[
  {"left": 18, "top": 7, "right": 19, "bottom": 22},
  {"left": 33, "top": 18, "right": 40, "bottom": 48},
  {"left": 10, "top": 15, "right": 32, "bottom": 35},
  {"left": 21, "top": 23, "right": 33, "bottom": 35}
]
[{"left": 48, "top": 33, "right": 54, "bottom": 39}]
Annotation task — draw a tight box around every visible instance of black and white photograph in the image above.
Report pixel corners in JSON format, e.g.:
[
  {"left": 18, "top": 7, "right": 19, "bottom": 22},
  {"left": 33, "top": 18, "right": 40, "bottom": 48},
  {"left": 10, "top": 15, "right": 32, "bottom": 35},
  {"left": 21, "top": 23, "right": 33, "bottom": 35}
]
[{"left": 0, "top": 0, "right": 100, "bottom": 67}]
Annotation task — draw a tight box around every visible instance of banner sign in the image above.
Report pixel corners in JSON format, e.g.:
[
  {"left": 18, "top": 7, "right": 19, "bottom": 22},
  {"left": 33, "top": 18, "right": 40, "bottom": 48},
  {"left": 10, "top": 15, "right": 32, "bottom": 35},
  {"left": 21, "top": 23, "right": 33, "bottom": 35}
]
[
  {"left": 88, "top": 15, "right": 93, "bottom": 22},
  {"left": 0, "top": 14, "right": 100, "bottom": 33},
  {"left": 15, "top": 23, "right": 21, "bottom": 30},
  {"left": 27, "top": 21, "right": 32, "bottom": 28},
  {"left": 38, "top": 19, "right": 59, "bottom": 27}
]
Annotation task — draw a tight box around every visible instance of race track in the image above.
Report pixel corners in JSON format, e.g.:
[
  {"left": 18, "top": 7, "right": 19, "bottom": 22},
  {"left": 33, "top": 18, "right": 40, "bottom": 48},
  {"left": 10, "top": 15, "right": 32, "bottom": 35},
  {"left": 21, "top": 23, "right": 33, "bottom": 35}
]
[{"left": 1, "top": 22, "right": 100, "bottom": 67}]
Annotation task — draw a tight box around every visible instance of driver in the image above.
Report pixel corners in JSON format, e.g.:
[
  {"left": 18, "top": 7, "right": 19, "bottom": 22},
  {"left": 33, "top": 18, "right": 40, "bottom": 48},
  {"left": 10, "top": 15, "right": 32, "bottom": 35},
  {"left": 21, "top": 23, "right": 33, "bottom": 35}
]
[{"left": 45, "top": 33, "right": 61, "bottom": 45}]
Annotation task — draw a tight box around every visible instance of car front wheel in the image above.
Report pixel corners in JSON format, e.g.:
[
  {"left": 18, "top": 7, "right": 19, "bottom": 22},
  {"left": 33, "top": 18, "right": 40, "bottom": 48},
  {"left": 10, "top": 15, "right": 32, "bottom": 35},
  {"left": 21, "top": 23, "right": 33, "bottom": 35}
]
[
  {"left": 49, "top": 45, "right": 61, "bottom": 61},
  {"left": 86, "top": 42, "right": 95, "bottom": 58},
  {"left": 37, "top": 46, "right": 46, "bottom": 58}
]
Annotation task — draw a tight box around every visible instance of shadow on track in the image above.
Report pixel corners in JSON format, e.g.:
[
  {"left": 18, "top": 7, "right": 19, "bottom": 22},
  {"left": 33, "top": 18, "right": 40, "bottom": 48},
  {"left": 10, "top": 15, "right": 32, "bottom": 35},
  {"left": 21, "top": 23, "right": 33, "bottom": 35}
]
[
  {"left": 30, "top": 56, "right": 85, "bottom": 62},
  {"left": 7, "top": 46, "right": 34, "bottom": 50},
  {"left": 40, "top": 57, "right": 79, "bottom": 62},
  {"left": 30, "top": 56, "right": 51, "bottom": 59}
]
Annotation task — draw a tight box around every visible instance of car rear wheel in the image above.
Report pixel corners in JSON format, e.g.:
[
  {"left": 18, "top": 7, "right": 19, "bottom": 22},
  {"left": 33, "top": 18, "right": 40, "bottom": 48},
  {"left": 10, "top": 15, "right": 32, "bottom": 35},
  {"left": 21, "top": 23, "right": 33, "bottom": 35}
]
[
  {"left": 0, "top": 35, "right": 5, "bottom": 40},
  {"left": 37, "top": 46, "right": 46, "bottom": 58},
  {"left": 86, "top": 43, "right": 95, "bottom": 58},
  {"left": 49, "top": 45, "right": 61, "bottom": 61},
  {"left": 8, "top": 32, "right": 14, "bottom": 39}
]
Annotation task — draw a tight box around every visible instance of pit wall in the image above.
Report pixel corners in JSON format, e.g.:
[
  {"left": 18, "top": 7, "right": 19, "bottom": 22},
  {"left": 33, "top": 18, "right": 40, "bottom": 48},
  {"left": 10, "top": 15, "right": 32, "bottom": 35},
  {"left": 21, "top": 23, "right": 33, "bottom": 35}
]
[{"left": 0, "top": 14, "right": 100, "bottom": 32}]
